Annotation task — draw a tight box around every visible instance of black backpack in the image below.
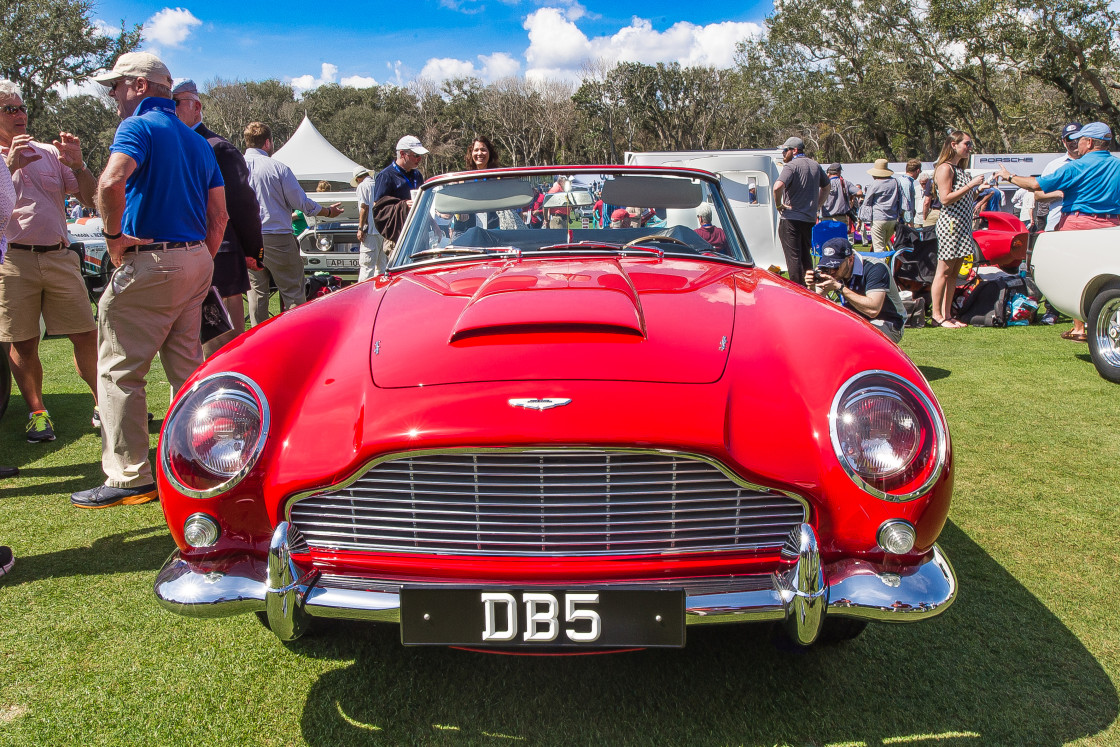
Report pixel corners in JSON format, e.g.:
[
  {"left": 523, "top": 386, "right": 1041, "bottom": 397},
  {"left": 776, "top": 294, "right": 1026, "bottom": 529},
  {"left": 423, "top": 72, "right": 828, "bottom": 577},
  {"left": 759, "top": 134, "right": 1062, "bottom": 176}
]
[{"left": 953, "top": 273, "right": 1030, "bottom": 327}]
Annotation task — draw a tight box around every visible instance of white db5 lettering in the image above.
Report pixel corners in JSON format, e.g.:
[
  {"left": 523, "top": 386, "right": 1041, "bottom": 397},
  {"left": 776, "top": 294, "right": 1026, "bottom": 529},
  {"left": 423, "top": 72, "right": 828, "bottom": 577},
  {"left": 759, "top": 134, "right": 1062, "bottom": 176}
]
[
  {"left": 480, "top": 592, "right": 517, "bottom": 641},
  {"left": 480, "top": 592, "right": 602, "bottom": 643}
]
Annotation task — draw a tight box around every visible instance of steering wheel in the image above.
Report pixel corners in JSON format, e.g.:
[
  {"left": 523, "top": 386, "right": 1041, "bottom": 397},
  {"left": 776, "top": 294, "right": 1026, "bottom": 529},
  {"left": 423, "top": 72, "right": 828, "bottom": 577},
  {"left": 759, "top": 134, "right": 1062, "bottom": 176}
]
[{"left": 622, "top": 235, "right": 693, "bottom": 250}]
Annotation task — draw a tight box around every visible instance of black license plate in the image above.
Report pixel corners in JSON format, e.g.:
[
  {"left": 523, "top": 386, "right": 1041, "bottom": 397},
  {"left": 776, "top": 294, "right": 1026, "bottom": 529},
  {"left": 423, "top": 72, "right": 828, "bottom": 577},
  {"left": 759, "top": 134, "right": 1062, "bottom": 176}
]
[{"left": 400, "top": 588, "right": 685, "bottom": 648}]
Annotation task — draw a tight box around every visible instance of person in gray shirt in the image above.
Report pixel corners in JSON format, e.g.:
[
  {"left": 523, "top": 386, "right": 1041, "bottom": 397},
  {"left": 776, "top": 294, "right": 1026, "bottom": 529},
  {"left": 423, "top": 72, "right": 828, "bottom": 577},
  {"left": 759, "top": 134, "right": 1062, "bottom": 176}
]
[{"left": 773, "top": 136, "right": 830, "bottom": 287}]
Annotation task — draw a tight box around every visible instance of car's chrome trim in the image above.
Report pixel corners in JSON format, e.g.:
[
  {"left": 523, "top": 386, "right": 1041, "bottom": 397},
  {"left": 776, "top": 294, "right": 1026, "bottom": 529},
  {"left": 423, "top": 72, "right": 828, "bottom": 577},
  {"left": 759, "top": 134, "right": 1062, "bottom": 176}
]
[
  {"left": 1091, "top": 294, "right": 1120, "bottom": 367},
  {"left": 828, "top": 370, "right": 949, "bottom": 502},
  {"left": 282, "top": 447, "right": 810, "bottom": 557},
  {"left": 159, "top": 372, "right": 271, "bottom": 499},
  {"left": 154, "top": 522, "right": 958, "bottom": 643}
]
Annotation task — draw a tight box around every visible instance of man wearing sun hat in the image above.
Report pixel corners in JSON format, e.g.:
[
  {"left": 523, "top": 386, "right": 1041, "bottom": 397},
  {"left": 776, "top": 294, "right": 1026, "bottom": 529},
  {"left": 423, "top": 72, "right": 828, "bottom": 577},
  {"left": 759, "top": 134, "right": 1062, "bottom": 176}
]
[
  {"left": 72, "top": 51, "right": 228, "bottom": 509},
  {"left": 353, "top": 165, "right": 387, "bottom": 281}
]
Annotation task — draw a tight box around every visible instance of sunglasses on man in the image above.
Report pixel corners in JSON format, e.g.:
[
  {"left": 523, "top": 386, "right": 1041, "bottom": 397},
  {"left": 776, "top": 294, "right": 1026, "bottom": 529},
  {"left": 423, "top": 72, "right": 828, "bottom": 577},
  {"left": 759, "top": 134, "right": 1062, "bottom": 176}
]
[{"left": 1, "top": 105, "right": 27, "bottom": 115}]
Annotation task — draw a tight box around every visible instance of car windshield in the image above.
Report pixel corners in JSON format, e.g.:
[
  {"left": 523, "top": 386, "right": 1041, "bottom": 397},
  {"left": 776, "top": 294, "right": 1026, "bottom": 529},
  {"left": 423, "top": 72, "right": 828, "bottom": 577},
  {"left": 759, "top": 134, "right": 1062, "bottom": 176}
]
[{"left": 390, "top": 170, "right": 752, "bottom": 268}]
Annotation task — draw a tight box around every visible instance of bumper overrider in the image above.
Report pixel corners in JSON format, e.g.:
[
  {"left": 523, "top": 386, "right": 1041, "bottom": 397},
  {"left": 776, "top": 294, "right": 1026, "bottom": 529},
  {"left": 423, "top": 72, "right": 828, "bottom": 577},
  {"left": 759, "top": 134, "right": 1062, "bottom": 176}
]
[{"left": 154, "top": 522, "right": 957, "bottom": 645}]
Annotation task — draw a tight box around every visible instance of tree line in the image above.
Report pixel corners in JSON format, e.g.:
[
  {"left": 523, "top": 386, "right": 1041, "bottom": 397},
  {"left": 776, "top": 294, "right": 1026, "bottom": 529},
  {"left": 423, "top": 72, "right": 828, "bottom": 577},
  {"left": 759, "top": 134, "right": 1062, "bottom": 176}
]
[{"left": 10, "top": 0, "right": 1120, "bottom": 178}]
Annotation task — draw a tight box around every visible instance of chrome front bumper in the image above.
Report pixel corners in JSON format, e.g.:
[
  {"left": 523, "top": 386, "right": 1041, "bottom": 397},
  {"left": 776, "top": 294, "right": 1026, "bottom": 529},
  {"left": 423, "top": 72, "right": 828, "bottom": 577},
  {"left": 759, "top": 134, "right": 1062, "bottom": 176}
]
[{"left": 155, "top": 522, "right": 957, "bottom": 645}]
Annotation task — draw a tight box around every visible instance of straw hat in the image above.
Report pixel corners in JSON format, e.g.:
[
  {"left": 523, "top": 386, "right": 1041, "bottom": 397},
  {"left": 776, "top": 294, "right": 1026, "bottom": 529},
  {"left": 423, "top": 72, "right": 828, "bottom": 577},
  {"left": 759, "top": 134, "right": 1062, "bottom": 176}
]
[{"left": 868, "top": 158, "right": 894, "bottom": 178}]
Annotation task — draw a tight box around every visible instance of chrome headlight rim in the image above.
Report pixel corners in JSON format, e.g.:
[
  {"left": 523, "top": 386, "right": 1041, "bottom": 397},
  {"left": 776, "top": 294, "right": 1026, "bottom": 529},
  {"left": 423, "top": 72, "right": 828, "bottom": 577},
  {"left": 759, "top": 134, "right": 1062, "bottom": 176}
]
[
  {"left": 159, "top": 371, "right": 270, "bottom": 499},
  {"left": 828, "top": 370, "right": 947, "bottom": 503}
]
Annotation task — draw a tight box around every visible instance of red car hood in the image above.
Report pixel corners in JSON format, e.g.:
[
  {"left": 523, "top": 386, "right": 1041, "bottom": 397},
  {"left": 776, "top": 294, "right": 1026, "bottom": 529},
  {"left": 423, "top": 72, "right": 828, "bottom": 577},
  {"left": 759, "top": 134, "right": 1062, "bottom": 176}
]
[{"left": 371, "top": 258, "right": 737, "bottom": 387}]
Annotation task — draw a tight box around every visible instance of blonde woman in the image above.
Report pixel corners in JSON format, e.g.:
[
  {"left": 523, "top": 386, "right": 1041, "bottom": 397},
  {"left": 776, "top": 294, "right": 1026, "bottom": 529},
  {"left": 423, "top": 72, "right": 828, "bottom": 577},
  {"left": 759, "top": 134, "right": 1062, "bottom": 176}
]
[{"left": 931, "top": 132, "right": 986, "bottom": 327}]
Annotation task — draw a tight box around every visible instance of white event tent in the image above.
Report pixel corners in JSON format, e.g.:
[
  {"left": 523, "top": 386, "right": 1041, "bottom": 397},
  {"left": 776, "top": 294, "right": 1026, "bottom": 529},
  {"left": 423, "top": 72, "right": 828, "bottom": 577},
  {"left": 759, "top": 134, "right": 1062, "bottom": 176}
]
[{"left": 272, "top": 116, "right": 365, "bottom": 184}]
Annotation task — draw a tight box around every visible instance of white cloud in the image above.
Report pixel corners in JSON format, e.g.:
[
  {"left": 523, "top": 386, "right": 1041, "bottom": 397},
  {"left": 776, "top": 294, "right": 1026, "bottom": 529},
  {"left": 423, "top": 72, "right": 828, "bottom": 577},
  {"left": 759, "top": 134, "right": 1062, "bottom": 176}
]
[
  {"left": 92, "top": 19, "right": 119, "bottom": 38},
  {"left": 522, "top": 8, "right": 763, "bottom": 83},
  {"left": 480, "top": 52, "right": 521, "bottom": 79},
  {"left": 143, "top": 8, "right": 202, "bottom": 48},
  {"left": 420, "top": 58, "right": 477, "bottom": 82},
  {"left": 341, "top": 74, "right": 379, "bottom": 88},
  {"left": 289, "top": 62, "right": 338, "bottom": 94},
  {"left": 54, "top": 78, "right": 109, "bottom": 99},
  {"left": 419, "top": 52, "right": 522, "bottom": 84}
]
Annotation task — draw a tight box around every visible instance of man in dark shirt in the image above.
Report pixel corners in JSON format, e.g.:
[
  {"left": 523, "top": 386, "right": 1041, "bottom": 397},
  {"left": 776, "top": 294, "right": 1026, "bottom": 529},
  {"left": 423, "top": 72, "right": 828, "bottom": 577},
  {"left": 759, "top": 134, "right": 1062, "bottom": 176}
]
[
  {"left": 171, "top": 79, "right": 263, "bottom": 355},
  {"left": 773, "top": 136, "right": 830, "bottom": 287},
  {"left": 372, "top": 135, "right": 426, "bottom": 252},
  {"left": 805, "top": 237, "right": 906, "bottom": 343}
]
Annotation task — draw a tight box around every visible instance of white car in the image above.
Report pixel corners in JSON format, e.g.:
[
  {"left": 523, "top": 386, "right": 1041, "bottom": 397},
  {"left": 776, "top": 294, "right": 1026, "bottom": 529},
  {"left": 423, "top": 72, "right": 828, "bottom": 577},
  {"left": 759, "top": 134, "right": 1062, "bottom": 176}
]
[{"left": 1031, "top": 227, "right": 1120, "bottom": 382}]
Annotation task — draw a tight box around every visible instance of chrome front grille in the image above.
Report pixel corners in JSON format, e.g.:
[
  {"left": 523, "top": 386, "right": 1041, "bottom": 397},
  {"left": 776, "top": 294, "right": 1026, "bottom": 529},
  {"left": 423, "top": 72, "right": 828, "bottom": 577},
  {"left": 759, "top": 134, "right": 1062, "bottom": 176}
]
[{"left": 287, "top": 450, "right": 807, "bottom": 557}]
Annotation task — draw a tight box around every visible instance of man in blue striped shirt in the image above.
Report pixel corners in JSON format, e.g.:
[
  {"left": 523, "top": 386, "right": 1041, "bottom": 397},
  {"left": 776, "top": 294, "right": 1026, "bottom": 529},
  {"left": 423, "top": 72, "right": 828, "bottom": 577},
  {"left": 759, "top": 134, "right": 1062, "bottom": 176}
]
[{"left": 243, "top": 121, "right": 342, "bottom": 326}]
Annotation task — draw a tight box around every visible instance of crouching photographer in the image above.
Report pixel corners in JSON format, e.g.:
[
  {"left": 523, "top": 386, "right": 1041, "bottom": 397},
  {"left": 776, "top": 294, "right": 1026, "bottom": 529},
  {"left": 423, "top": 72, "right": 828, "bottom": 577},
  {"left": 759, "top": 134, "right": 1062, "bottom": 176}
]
[{"left": 805, "top": 237, "right": 907, "bottom": 343}]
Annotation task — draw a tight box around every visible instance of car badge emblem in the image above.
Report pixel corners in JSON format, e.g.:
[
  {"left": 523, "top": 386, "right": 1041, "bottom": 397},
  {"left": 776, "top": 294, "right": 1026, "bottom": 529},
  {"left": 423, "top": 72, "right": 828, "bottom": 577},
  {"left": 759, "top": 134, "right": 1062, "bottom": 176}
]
[{"left": 509, "top": 398, "right": 572, "bottom": 411}]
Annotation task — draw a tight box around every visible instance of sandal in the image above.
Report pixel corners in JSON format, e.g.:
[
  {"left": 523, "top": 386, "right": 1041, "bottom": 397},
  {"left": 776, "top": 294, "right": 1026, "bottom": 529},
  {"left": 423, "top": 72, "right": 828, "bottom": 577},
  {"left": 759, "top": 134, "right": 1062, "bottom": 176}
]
[{"left": 1060, "top": 329, "right": 1088, "bottom": 342}]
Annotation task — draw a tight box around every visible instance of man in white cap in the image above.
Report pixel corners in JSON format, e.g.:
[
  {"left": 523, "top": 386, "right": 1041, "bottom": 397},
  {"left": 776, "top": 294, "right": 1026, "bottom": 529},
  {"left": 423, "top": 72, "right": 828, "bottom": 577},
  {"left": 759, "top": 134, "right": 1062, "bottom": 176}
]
[
  {"left": 171, "top": 79, "right": 263, "bottom": 355},
  {"left": 72, "top": 51, "right": 228, "bottom": 509},
  {"left": 772, "top": 135, "right": 829, "bottom": 287},
  {"left": 372, "top": 135, "right": 427, "bottom": 254},
  {"left": 353, "top": 165, "right": 385, "bottom": 281}
]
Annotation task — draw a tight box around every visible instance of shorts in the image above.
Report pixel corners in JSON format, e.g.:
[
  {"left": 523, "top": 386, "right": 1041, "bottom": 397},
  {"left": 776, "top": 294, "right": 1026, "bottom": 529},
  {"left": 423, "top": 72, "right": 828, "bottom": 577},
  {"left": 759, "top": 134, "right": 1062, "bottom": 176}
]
[{"left": 0, "top": 246, "right": 96, "bottom": 342}]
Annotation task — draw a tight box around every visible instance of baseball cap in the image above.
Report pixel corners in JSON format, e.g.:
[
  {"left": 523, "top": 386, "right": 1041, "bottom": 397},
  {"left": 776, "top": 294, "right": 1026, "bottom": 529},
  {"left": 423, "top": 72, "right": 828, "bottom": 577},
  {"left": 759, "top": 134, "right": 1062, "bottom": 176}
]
[
  {"left": 93, "top": 52, "right": 173, "bottom": 89},
  {"left": 171, "top": 79, "right": 199, "bottom": 98},
  {"left": 1071, "top": 122, "right": 1112, "bottom": 141},
  {"left": 827, "top": 162, "right": 842, "bottom": 173},
  {"left": 395, "top": 135, "right": 429, "bottom": 155},
  {"left": 781, "top": 136, "right": 804, "bottom": 151},
  {"left": 1061, "top": 122, "right": 1084, "bottom": 141},
  {"left": 349, "top": 166, "right": 371, "bottom": 187},
  {"left": 817, "top": 237, "right": 853, "bottom": 270},
  {"left": 610, "top": 208, "right": 630, "bottom": 221}
]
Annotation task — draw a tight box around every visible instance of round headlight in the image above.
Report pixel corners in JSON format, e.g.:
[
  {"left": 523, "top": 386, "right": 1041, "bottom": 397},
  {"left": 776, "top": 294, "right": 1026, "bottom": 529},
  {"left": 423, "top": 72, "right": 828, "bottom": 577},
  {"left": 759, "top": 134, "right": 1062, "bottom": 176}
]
[
  {"left": 317, "top": 235, "right": 333, "bottom": 251},
  {"left": 161, "top": 373, "right": 269, "bottom": 498},
  {"left": 830, "top": 371, "right": 946, "bottom": 501}
]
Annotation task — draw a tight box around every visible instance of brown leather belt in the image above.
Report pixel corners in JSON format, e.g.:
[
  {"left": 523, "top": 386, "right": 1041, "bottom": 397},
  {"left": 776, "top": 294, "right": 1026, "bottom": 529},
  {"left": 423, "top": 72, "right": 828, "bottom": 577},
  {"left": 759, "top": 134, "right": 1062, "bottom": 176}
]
[
  {"left": 128, "top": 241, "right": 203, "bottom": 252},
  {"left": 10, "top": 242, "right": 64, "bottom": 253}
]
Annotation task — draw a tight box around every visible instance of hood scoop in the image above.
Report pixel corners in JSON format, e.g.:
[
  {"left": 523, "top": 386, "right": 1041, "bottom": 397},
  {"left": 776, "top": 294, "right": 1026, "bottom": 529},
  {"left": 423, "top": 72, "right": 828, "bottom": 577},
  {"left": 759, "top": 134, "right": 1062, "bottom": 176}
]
[
  {"left": 449, "top": 262, "right": 645, "bottom": 342},
  {"left": 371, "top": 258, "right": 737, "bottom": 388}
]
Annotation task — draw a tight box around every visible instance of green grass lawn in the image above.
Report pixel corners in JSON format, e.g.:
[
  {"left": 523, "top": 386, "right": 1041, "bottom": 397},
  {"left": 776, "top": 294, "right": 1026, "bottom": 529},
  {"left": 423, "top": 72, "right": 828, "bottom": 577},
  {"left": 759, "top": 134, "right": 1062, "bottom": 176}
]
[{"left": 1, "top": 324, "right": 1118, "bottom": 746}]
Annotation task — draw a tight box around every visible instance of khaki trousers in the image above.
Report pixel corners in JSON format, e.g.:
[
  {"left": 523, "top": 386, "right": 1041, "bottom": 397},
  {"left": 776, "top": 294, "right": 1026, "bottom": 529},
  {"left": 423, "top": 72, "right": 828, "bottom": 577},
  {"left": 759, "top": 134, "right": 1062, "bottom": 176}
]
[
  {"left": 870, "top": 220, "right": 897, "bottom": 253},
  {"left": 248, "top": 233, "right": 305, "bottom": 326},
  {"left": 358, "top": 233, "right": 387, "bottom": 282},
  {"left": 97, "top": 245, "right": 213, "bottom": 488}
]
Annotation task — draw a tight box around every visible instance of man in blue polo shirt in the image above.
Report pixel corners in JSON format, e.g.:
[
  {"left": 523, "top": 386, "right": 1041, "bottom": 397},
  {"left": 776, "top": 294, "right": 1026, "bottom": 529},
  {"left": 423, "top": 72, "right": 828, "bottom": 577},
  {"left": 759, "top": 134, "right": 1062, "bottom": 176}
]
[
  {"left": 999, "top": 122, "right": 1120, "bottom": 232},
  {"left": 372, "top": 135, "right": 426, "bottom": 255},
  {"left": 71, "top": 52, "right": 228, "bottom": 509}
]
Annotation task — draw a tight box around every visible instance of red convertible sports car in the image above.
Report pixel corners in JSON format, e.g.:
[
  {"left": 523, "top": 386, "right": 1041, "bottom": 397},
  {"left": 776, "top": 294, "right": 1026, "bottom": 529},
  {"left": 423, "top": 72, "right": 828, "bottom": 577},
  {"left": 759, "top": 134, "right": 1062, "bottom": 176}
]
[{"left": 154, "top": 166, "right": 957, "bottom": 650}]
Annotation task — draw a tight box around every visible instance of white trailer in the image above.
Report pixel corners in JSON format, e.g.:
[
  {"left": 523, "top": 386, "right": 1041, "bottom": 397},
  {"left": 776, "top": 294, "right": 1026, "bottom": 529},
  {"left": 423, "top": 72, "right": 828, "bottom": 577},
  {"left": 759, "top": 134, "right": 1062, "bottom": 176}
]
[{"left": 625, "top": 150, "right": 786, "bottom": 270}]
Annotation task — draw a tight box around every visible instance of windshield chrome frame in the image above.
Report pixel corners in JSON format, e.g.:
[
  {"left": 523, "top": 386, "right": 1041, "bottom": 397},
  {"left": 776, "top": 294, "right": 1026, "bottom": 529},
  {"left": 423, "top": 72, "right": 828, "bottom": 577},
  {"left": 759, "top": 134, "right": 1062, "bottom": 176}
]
[{"left": 388, "top": 167, "right": 755, "bottom": 272}]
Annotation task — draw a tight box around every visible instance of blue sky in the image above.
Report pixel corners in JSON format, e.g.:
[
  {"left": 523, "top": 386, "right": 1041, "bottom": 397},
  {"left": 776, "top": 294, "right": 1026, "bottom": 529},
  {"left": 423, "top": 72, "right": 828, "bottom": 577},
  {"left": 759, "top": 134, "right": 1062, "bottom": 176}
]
[{"left": 87, "top": 0, "right": 770, "bottom": 94}]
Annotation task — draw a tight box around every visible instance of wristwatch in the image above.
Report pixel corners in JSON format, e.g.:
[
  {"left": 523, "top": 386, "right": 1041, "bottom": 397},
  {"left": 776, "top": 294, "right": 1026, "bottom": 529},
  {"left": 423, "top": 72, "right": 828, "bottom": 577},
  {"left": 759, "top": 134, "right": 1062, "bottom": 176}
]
[{"left": 101, "top": 228, "right": 123, "bottom": 240}]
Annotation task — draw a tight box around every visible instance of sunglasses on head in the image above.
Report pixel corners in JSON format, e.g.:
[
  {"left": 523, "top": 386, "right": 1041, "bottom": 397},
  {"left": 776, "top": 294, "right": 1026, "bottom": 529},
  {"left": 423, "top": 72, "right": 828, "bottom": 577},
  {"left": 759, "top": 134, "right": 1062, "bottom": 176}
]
[{"left": 1, "top": 105, "right": 27, "bottom": 115}]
